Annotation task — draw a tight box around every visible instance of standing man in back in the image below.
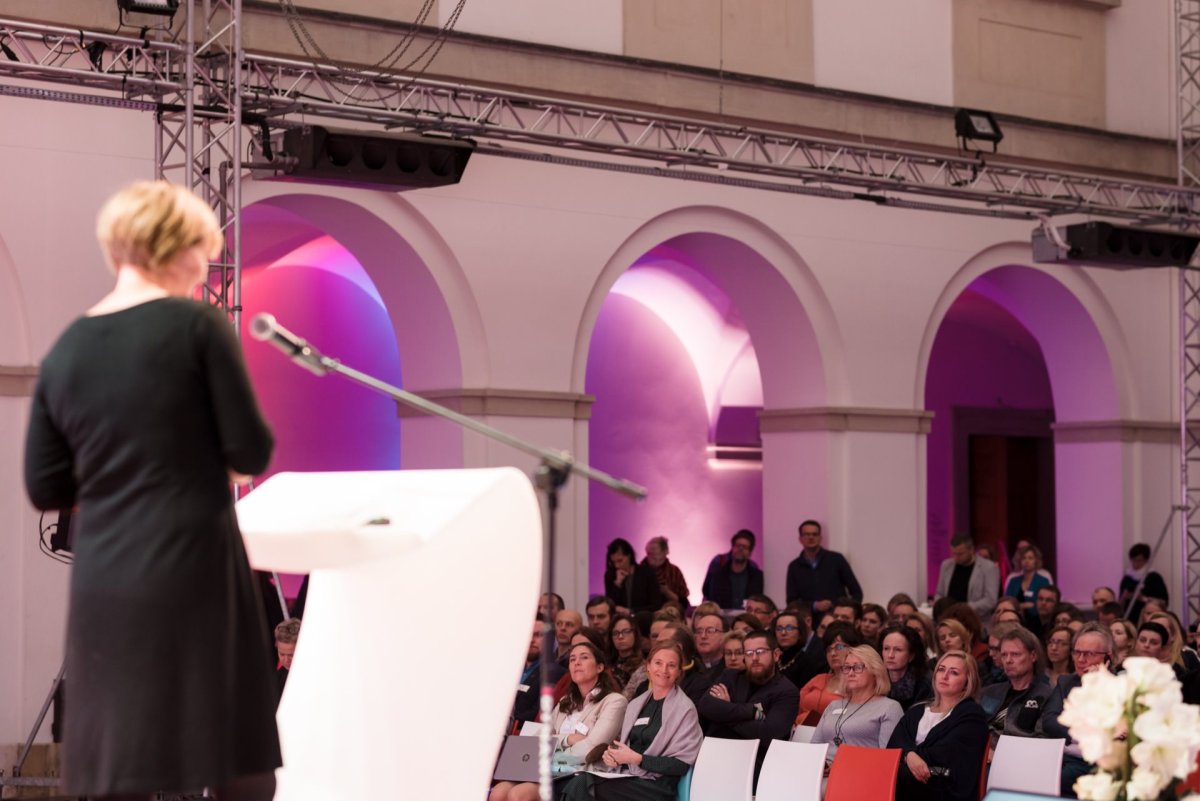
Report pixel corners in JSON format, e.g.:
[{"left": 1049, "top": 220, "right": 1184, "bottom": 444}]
[
  {"left": 934, "top": 534, "right": 1000, "bottom": 622},
  {"left": 702, "top": 529, "right": 764, "bottom": 610},
  {"left": 785, "top": 520, "right": 862, "bottom": 616}
]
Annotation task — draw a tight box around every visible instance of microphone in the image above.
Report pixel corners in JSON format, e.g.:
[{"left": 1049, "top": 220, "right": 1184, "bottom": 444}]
[{"left": 250, "top": 313, "right": 328, "bottom": 377}]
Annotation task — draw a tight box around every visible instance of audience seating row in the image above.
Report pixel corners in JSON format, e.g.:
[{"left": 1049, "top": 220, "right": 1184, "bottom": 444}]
[{"left": 674, "top": 734, "right": 1066, "bottom": 801}]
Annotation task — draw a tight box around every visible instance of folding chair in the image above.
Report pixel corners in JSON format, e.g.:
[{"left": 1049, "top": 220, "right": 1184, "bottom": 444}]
[
  {"left": 825, "top": 744, "right": 901, "bottom": 801},
  {"left": 756, "top": 740, "right": 829, "bottom": 801},
  {"left": 986, "top": 735, "right": 1065, "bottom": 796},
  {"left": 687, "top": 736, "right": 759, "bottom": 801}
]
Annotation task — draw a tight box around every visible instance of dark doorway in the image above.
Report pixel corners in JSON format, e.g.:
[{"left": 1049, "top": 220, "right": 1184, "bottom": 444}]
[{"left": 954, "top": 408, "right": 1056, "bottom": 577}]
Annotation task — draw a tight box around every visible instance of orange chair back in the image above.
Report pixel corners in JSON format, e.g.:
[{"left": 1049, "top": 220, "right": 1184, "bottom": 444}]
[
  {"left": 825, "top": 745, "right": 901, "bottom": 801},
  {"left": 1180, "top": 748, "right": 1200, "bottom": 794}
]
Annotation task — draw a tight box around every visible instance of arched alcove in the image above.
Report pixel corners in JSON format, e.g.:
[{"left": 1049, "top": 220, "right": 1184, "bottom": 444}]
[
  {"left": 919, "top": 250, "right": 1131, "bottom": 599},
  {"left": 576, "top": 209, "right": 841, "bottom": 602}
]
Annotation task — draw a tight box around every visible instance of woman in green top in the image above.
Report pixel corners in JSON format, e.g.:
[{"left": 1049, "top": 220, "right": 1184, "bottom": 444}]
[{"left": 560, "top": 640, "right": 704, "bottom": 801}]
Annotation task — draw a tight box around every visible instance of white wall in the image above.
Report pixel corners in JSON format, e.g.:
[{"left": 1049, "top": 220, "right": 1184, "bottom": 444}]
[{"left": 1105, "top": 0, "right": 1174, "bottom": 139}]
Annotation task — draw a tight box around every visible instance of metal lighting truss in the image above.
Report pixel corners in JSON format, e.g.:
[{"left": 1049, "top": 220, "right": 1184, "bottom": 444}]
[
  {"left": 1178, "top": 0, "right": 1200, "bottom": 628},
  {"left": 3, "top": 6, "right": 1200, "bottom": 615}
]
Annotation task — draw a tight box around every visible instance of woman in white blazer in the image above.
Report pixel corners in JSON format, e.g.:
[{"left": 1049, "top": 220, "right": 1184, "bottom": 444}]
[{"left": 491, "top": 642, "right": 629, "bottom": 801}]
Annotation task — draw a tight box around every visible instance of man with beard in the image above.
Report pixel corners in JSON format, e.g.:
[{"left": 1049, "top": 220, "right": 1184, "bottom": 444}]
[
  {"left": 511, "top": 616, "right": 565, "bottom": 724},
  {"left": 697, "top": 630, "right": 799, "bottom": 784},
  {"left": 702, "top": 529, "right": 764, "bottom": 610}
]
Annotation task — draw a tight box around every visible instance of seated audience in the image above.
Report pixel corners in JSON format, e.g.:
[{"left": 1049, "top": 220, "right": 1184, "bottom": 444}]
[
  {"left": 832, "top": 596, "right": 862, "bottom": 627},
  {"left": 1147, "top": 611, "right": 1200, "bottom": 674},
  {"left": 553, "top": 627, "right": 608, "bottom": 705},
  {"left": 934, "top": 619, "right": 971, "bottom": 660},
  {"left": 690, "top": 610, "right": 728, "bottom": 695},
  {"left": 887, "top": 650, "right": 988, "bottom": 801},
  {"left": 979, "top": 626, "right": 1052, "bottom": 745},
  {"left": 539, "top": 592, "right": 565, "bottom": 621},
  {"left": 723, "top": 631, "right": 746, "bottom": 671},
  {"left": 1028, "top": 585, "right": 1060, "bottom": 639},
  {"left": 585, "top": 596, "right": 616, "bottom": 634},
  {"left": 797, "top": 621, "right": 861, "bottom": 725},
  {"left": 1119, "top": 542, "right": 1169, "bottom": 625},
  {"left": 274, "top": 617, "right": 300, "bottom": 704},
  {"left": 812, "top": 645, "right": 902, "bottom": 765},
  {"left": 1041, "top": 623, "right": 1115, "bottom": 795},
  {"left": 939, "top": 603, "right": 989, "bottom": 665},
  {"left": 992, "top": 608, "right": 1023, "bottom": 627},
  {"left": 513, "top": 616, "right": 567, "bottom": 724},
  {"left": 1053, "top": 603, "right": 1086, "bottom": 632},
  {"left": 993, "top": 596, "right": 1020, "bottom": 617},
  {"left": 1134, "top": 620, "right": 1184, "bottom": 678},
  {"left": 859, "top": 603, "right": 887, "bottom": 647},
  {"left": 701, "top": 529, "right": 763, "bottom": 610},
  {"left": 555, "top": 609, "right": 583, "bottom": 664},
  {"left": 772, "top": 609, "right": 820, "bottom": 689},
  {"left": 1096, "top": 601, "right": 1124, "bottom": 627},
  {"left": 880, "top": 625, "right": 933, "bottom": 711},
  {"left": 1109, "top": 619, "right": 1135, "bottom": 670},
  {"left": 1091, "top": 586, "right": 1116, "bottom": 615},
  {"left": 888, "top": 594, "right": 919, "bottom": 624},
  {"left": 606, "top": 613, "right": 643, "bottom": 690},
  {"left": 490, "top": 642, "right": 629, "bottom": 801},
  {"left": 730, "top": 612, "right": 761, "bottom": 635},
  {"left": 698, "top": 629, "right": 800, "bottom": 781},
  {"left": 906, "top": 612, "right": 938, "bottom": 662},
  {"left": 560, "top": 641, "right": 703, "bottom": 801},
  {"left": 1003, "top": 545, "right": 1051, "bottom": 620},
  {"left": 744, "top": 593, "right": 778, "bottom": 628},
  {"left": 1137, "top": 597, "right": 1168, "bottom": 626},
  {"left": 644, "top": 536, "right": 689, "bottom": 607},
  {"left": 1043, "top": 625, "right": 1074, "bottom": 686},
  {"left": 604, "top": 538, "right": 664, "bottom": 617},
  {"left": 981, "top": 625, "right": 1011, "bottom": 687},
  {"left": 688, "top": 601, "right": 723, "bottom": 632}
]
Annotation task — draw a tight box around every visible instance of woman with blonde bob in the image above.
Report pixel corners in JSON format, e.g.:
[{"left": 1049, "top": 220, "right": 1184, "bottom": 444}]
[
  {"left": 24, "top": 182, "right": 278, "bottom": 801},
  {"left": 886, "top": 651, "right": 988, "bottom": 801},
  {"left": 811, "top": 645, "right": 903, "bottom": 764}
]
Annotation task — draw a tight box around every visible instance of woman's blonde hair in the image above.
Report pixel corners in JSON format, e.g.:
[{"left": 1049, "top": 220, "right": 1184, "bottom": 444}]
[
  {"left": 844, "top": 644, "right": 891, "bottom": 696},
  {"left": 931, "top": 650, "right": 980, "bottom": 707},
  {"left": 935, "top": 619, "right": 971, "bottom": 656},
  {"left": 1148, "top": 612, "right": 1186, "bottom": 668},
  {"left": 96, "top": 181, "right": 222, "bottom": 274}
]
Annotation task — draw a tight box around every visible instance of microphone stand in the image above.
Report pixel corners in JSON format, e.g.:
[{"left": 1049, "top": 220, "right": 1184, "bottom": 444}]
[{"left": 251, "top": 315, "right": 646, "bottom": 801}]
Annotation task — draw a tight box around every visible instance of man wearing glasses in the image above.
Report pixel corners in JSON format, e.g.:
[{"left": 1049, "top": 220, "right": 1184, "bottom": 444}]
[
  {"left": 1041, "top": 623, "right": 1115, "bottom": 796},
  {"left": 696, "top": 630, "right": 800, "bottom": 785},
  {"left": 691, "top": 612, "right": 730, "bottom": 698}
]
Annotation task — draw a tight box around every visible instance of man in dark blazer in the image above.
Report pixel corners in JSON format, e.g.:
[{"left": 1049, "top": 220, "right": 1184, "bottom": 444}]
[{"left": 785, "top": 520, "right": 862, "bottom": 615}]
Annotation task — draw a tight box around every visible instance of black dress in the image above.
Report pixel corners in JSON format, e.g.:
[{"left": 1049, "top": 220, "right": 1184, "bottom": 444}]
[{"left": 23, "top": 298, "right": 281, "bottom": 796}]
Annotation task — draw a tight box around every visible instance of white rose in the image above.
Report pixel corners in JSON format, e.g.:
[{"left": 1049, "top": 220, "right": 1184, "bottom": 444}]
[
  {"left": 1132, "top": 738, "right": 1190, "bottom": 784},
  {"left": 1062, "top": 673, "right": 1128, "bottom": 733},
  {"left": 1074, "top": 772, "right": 1121, "bottom": 801},
  {"left": 1133, "top": 702, "right": 1200, "bottom": 778},
  {"left": 1126, "top": 766, "right": 1169, "bottom": 801}
]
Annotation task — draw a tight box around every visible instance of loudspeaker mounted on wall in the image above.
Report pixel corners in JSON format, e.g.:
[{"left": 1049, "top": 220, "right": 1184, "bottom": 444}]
[
  {"left": 271, "top": 126, "right": 475, "bottom": 191},
  {"left": 1032, "top": 221, "right": 1200, "bottom": 270}
]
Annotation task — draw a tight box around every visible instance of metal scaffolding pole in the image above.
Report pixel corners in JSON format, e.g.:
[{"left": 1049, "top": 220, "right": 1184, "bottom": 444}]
[{"left": 1178, "top": 0, "right": 1200, "bottom": 628}]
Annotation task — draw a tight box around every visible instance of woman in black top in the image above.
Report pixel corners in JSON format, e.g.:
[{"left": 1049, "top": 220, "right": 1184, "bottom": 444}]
[
  {"left": 880, "top": 625, "right": 932, "bottom": 711},
  {"left": 24, "top": 182, "right": 279, "bottom": 801},
  {"left": 604, "top": 538, "right": 664, "bottom": 616}
]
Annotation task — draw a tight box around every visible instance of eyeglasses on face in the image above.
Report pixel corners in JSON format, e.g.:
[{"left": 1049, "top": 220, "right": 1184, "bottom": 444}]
[
  {"left": 775, "top": 624, "right": 799, "bottom": 633},
  {"left": 744, "top": 647, "right": 772, "bottom": 659},
  {"left": 694, "top": 627, "right": 723, "bottom": 637},
  {"left": 1073, "top": 648, "right": 1108, "bottom": 660},
  {"left": 827, "top": 642, "right": 848, "bottom": 652},
  {"left": 611, "top": 628, "right": 635, "bottom": 638},
  {"left": 724, "top": 649, "right": 744, "bottom": 658},
  {"left": 840, "top": 663, "right": 867, "bottom": 675}
]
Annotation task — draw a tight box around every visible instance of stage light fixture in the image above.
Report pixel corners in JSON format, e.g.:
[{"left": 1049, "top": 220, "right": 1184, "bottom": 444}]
[
  {"left": 955, "top": 108, "right": 1004, "bottom": 153},
  {"left": 117, "top": 0, "right": 180, "bottom": 16}
]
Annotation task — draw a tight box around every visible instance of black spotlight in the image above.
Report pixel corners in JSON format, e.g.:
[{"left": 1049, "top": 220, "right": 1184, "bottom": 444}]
[
  {"left": 117, "top": 0, "right": 180, "bottom": 15},
  {"left": 1032, "top": 221, "right": 1200, "bottom": 269},
  {"left": 275, "top": 126, "right": 475, "bottom": 191},
  {"left": 955, "top": 108, "right": 1004, "bottom": 154}
]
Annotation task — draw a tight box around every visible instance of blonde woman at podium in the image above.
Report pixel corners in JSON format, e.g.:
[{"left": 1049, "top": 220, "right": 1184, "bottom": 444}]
[{"left": 24, "top": 182, "right": 280, "bottom": 801}]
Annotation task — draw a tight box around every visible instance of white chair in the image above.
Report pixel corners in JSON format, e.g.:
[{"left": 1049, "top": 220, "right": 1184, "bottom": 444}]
[
  {"left": 688, "top": 736, "right": 759, "bottom": 801},
  {"left": 756, "top": 740, "right": 829, "bottom": 801},
  {"left": 790, "top": 725, "right": 817, "bottom": 743},
  {"left": 519, "top": 721, "right": 546, "bottom": 736},
  {"left": 987, "top": 735, "right": 1066, "bottom": 796}
]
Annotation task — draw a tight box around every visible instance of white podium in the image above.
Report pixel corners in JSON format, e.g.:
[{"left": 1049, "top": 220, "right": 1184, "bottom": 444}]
[{"left": 236, "top": 468, "right": 542, "bottom": 801}]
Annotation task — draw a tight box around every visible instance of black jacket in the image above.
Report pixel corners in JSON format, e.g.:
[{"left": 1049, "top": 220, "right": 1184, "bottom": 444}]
[
  {"left": 887, "top": 698, "right": 988, "bottom": 801},
  {"left": 605, "top": 562, "right": 664, "bottom": 615},
  {"left": 696, "top": 668, "right": 799, "bottom": 778},
  {"left": 978, "top": 673, "right": 1054, "bottom": 740},
  {"left": 785, "top": 549, "right": 862, "bottom": 609},
  {"left": 701, "top": 553, "right": 764, "bottom": 609}
]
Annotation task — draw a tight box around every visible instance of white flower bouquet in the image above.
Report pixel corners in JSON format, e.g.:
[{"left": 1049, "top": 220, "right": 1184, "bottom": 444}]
[{"left": 1059, "top": 657, "right": 1200, "bottom": 801}]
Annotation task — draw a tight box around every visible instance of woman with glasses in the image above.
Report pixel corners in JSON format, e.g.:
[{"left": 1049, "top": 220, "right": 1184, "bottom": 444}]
[
  {"left": 887, "top": 651, "right": 987, "bottom": 801},
  {"left": 560, "top": 641, "right": 703, "bottom": 801},
  {"left": 606, "top": 613, "right": 644, "bottom": 691},
  {"left": 722, "top": 631, "right": 746, "bottom": 671},
  {"left": 1043, "top": 625, "right": 1074, "bottom": 685},
  {"left": 811, "top": 645, "right": 903, "bottom": 765},
  {"left": 797, "top": 621, "right": 862, "bottom": 726},
  {"left": 772, "top": 610, "right": 819, "bottom": 689},
  {"left": 879, "top": 625, "right": 932, "bottom": 711},
  {"left": 492, "top": 642, "right": 629, "bottom": 801}
]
